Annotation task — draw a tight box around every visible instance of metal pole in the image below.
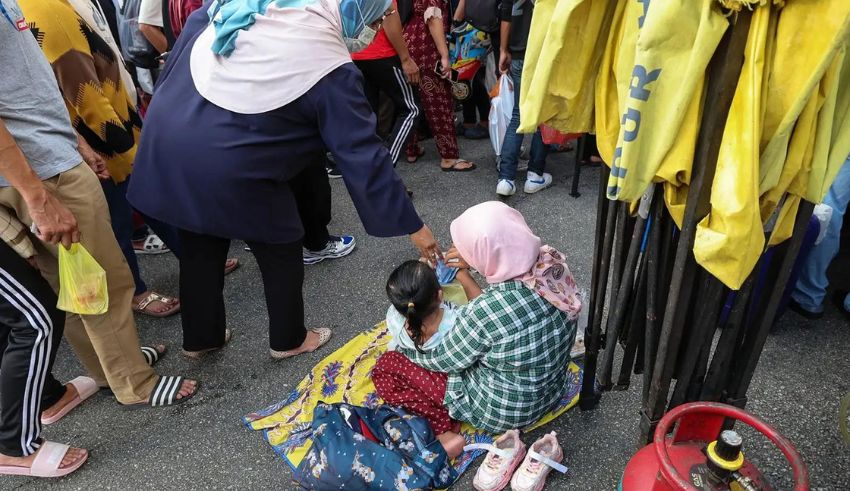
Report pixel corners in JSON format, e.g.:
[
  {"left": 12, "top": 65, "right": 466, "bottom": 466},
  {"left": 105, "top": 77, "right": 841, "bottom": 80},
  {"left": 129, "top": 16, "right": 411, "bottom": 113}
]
[
  {"left": 700, "top": 275, "right": 755, "bottom": 401},
  {"left": 725, "top": 201, "right": 815, "bottom": 408},
  {"left": 615, "top": 247, "right": 649, "bottom": 389},
  {"left": 580, "top": 167, "right": 615, "bottom": 410},
  {"left": 667, "top": 274, "right": 727, "bottom": 410},
  {"left": 571, "top": 135, "right": 587, "bottom": 198},
  {"left": 598, "top": 208, "right": 649, "bottom": 389},
  {"left": 642, "top": 189, "right": 664, "bottom": 405},
  {"left": 641, "top": 11, "right": 752, "bottom": 444}
]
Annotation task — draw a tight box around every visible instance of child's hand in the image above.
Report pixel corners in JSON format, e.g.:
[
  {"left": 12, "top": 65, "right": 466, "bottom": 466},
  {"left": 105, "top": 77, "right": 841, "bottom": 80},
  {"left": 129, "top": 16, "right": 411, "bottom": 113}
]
[{"left": 445, "top": 246, "right": 470, "bottom": 270}]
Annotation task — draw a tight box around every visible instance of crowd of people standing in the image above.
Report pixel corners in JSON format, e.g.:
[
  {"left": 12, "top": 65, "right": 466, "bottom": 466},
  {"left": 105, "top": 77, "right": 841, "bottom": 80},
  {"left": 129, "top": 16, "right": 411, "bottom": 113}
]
[{"left": 0, "top": 0, "right": 571, "bottom": 479}]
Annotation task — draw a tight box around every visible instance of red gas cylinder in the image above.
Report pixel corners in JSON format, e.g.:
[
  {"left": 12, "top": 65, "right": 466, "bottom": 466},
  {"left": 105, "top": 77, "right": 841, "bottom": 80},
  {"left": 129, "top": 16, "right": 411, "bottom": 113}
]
[{"left": 621, "top": 402, "right": 809, "bottom": 491}]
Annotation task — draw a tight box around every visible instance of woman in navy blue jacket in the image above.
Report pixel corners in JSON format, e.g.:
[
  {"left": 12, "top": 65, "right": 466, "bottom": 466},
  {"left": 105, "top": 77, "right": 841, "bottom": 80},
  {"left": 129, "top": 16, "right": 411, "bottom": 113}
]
[{"left": 128, "top": 0, "right": 441, "bottom": 360}]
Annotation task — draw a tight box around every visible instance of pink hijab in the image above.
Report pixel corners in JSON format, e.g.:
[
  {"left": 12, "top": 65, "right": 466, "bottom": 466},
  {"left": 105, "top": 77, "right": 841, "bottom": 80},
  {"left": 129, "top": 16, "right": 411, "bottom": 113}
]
[{"left": 450, "top": 201, "right": 582, "bottom": 320}]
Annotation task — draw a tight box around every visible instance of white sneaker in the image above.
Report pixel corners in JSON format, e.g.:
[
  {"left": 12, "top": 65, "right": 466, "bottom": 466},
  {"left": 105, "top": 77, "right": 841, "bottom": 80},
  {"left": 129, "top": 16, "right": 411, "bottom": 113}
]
[
  {"left": 524, "top": 172, "right": 553, "bottom": 194},
  {"left": 510, "top": 432, "right": 567, "bottom": 491},
  {"left": 497, "top": 179, "right": 516, "bottom": 197},
  {"left": 303, "top": 235, "right": 356, "bottom": 265},
  {"left": 471, "top": 430, "right": 526, "bottom": 491}
]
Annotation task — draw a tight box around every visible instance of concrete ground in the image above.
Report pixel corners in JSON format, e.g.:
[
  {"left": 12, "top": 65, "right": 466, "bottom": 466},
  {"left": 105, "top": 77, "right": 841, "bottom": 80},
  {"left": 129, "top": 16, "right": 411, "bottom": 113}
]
[{"left": 5, "top": 137, "right": 849, "bottom": 490}]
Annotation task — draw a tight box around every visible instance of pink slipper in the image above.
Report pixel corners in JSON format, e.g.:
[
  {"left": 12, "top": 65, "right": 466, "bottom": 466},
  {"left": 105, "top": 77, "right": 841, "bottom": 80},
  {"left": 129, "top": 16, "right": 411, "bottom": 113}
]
[
  {"left": 0, "top": 441, "right": 88, "bottom": 477},
  {"left": 41, "top": 376, "right": 98, "bottom": 425}
]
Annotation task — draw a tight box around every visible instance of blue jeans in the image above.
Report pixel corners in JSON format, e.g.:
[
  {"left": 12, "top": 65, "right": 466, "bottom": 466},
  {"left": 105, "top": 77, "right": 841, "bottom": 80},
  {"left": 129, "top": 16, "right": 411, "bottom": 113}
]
[
  {"left": 102, "top": 177, "right": 180, "bottom": 296},
  {"left": 499, "top": 59, "right": 548, "bottom": 181},
  {"left": 791, "top": 157, "right": 850, "bottom": 313}
]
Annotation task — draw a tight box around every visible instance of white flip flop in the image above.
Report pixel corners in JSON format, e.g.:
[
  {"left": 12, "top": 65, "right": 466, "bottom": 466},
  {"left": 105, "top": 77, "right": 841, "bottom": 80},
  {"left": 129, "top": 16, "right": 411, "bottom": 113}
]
[
  {"left": 0, "top": 441, "right": 88, "bottom": 478},
  {"left": 41, "top": 376, "right": 98, "bottom": 425}
]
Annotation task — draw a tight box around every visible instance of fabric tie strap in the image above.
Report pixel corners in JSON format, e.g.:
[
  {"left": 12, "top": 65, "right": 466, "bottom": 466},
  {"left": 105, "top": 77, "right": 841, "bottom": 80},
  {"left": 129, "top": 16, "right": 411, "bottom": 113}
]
[
  {"left": 462, "top": 443, "right": 514, "bottom": 460},
  {"left": 527, "top": 449, "right": 568, "bottom": 474}
]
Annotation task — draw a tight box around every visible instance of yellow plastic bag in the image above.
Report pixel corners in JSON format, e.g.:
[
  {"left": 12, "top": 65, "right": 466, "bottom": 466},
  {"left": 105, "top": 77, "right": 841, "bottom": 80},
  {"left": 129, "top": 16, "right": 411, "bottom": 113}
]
[{"left": 57, "top": 243, "right": 108, "bottom": 315}]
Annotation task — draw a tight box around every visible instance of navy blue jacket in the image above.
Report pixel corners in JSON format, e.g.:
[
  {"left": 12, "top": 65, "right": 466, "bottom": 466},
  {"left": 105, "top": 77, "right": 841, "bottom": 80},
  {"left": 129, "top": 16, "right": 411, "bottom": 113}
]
[{"left": 128, "top": 8, "right": 423, "bottom": 244}]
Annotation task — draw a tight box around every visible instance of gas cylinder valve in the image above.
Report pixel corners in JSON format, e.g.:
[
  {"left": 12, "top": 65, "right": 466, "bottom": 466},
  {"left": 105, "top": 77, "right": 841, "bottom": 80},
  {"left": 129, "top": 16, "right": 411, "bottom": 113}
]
[{"left": 706, "top": 430, "right": 745, "bottom": 484}]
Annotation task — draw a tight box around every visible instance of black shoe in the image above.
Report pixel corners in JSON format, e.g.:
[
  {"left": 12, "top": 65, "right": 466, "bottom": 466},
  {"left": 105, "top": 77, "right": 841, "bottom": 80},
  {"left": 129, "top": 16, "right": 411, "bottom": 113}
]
[
  {"left": 787, "top": 298, "right": 824, "bottom": 320},
  {"left": 832, "top": 290, "right": 850, "bottom": 322},
  {"left": 455, "top": 122, "right": 465, "bottom": 137},
  {"left": 463, "top": 125, "right": 488, "bottom": 140},
  {"left": 326, "top": 166, "right": 342, "bottom": 179}
]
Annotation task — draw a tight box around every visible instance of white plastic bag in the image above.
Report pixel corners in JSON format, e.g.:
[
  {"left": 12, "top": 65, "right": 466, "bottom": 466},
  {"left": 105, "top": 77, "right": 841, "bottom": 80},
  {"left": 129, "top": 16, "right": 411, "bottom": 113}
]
[{"left": 489, "top": 75, "right": 514, "bottom": 156}]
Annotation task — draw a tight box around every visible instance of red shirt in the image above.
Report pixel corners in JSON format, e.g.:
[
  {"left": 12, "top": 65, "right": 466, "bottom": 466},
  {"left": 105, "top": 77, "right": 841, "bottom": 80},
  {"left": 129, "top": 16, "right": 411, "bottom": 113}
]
[{"left": 351, "top": 1, "right": 399, "bottom": 61}]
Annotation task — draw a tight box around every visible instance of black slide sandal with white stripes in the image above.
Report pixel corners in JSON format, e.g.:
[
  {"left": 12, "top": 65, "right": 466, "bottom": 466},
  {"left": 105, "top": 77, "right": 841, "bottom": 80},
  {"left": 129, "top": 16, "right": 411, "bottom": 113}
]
[
  {"left": 121, "top": 376, "right": 200, "bottom": 410},
  {"left": 141, "top": 346, "right": 165, "bottom": 366}
]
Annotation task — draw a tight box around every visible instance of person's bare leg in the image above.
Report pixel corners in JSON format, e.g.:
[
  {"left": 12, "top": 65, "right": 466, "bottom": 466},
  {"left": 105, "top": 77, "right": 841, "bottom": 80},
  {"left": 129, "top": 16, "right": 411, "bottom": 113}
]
[
  {"left": 437, "top": 431, "right": 466, "bottom": 459},
  {"left": 0, "top": 447, "right": 87, "bottom": 470}
]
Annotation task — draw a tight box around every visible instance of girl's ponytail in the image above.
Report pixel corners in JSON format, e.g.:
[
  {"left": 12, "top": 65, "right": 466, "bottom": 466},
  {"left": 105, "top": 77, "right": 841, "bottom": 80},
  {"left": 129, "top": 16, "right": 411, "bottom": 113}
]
[{"left": 387, "top": 261, "right": 441, "bottom": 352}]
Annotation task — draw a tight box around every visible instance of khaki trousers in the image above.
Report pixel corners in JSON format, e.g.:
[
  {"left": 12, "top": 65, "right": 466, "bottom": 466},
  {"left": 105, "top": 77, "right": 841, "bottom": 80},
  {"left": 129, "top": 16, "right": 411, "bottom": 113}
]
[{"left": 0, "top": 164, "right": 157, "bottom": 403}]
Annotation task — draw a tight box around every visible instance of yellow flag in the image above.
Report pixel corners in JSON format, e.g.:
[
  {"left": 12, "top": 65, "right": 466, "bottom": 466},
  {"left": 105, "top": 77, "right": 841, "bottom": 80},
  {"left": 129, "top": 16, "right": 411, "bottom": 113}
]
[
  {"left": 807, "top": 46, "right": 850, "bottom": 203},
  {"left": 519, "top": 0, "right": 615, "bottom": 134},
  {"left": 595, "top": 0, "right": 638, "bottom": 166},
  {"left": 606, "top": 0, "right": 727, "bottom": 202},
  {"left": 758, "top": 0, "right": 850, "bottom": 195},
  {"left": 693, "top": 5, "right": 772, "bottom": 290}
]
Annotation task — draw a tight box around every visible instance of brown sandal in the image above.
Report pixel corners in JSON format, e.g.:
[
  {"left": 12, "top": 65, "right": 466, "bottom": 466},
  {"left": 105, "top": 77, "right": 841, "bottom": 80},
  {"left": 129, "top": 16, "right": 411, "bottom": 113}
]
[
  {"left": 132, "top": 292, "right": 180, "bottom": 318},
  {"left": 440, "top": 159, "right": 477, "bottom": 172}
]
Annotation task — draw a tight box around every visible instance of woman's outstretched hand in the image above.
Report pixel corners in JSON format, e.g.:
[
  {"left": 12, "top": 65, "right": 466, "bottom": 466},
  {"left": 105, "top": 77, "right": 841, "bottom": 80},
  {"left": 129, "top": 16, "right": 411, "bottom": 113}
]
[
  {"left": 410, "top": 225, "right": 442, "bottom": 263},
  {"left": 445, "top": 246, "right": 470, "bottom": 270}
]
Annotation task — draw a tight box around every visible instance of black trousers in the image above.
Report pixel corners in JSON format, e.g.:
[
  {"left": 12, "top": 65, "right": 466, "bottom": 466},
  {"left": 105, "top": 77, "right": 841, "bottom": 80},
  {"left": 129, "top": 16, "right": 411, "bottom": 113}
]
[
  {"left": 178, "top": 162, "right": 331, "bottom": 351},
  {"left": 354, "top": 57, "right": 422, "bottom": 165},
  {"left": 462, "top": 71, "right": 491, "bottom": 125},
  {"left": 0, "top": 241, "right": 65, "bottom": 457}
]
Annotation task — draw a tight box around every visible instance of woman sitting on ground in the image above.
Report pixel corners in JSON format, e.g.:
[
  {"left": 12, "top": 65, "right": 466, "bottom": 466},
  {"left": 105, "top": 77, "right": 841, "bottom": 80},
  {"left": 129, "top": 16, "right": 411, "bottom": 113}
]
[{"left": 372, "top": 201, "right": 581, "bottom": 451}]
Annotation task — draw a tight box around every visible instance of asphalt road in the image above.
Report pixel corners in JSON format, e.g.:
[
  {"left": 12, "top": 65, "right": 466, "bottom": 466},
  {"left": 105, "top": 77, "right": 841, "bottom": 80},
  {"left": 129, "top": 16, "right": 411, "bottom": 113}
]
[{"left": 5, "top": 137, "right": 849, "bottom": 490}]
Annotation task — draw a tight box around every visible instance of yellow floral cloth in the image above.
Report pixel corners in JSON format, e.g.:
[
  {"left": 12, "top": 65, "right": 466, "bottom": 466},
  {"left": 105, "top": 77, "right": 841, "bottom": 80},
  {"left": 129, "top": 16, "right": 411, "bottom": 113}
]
[{"left": 244, "top": 284, "right": 582, "bottom": 477}]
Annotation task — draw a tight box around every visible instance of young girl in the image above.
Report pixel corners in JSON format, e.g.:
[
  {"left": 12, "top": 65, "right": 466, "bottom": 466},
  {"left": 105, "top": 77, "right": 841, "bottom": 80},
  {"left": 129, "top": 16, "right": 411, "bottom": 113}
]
[
  {"left": 376, "top": 259, "right": 481, "bottom": 458},
  {"left": 373, "top": 201, "right": 581, "bottom": 446},
  {"left": 384, "top": 260, "right": 480, "bottom": 352}
]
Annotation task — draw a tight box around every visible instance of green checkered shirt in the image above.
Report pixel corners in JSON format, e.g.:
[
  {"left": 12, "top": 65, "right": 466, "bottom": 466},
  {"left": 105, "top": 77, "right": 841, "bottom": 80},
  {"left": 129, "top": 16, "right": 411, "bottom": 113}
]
[{"left": 399, "top": 281, "right": 576, "bottom": 433}]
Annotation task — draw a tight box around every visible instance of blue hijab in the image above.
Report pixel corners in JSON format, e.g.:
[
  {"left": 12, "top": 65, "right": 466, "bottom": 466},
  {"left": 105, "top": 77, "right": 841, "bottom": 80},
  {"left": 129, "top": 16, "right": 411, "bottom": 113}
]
[{"left": 207, "top": 0, "right": 390, "bottom": 56}]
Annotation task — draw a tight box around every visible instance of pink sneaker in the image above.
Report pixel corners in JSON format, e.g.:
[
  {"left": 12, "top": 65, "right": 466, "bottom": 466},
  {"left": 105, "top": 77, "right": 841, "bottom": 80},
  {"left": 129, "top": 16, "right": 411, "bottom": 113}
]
[
  {"left": 471, "top": 430, "right": 527, "bottom": 491},
  {"left": 510, "top": 432, "right": 567, "bottom": 491}
]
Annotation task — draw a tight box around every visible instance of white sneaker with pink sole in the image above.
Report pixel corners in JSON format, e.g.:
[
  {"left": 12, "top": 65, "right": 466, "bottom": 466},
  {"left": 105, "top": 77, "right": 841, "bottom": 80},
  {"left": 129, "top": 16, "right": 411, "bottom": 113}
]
[
  {"left": 470, "top": 430, "right": 527, "bottom": 491},
  {"left": 510, "top": 431, "right": 568, "bottom": 491}
]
